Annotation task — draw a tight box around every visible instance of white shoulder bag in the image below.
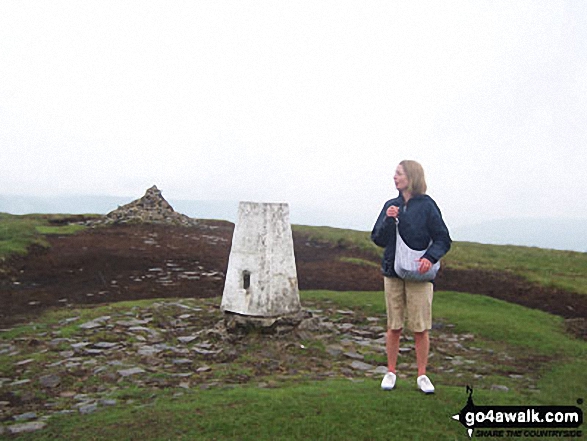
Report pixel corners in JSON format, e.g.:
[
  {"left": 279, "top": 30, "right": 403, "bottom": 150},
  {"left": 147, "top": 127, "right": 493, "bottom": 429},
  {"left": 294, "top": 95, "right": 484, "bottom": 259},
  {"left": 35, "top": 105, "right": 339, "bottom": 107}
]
[{"left": 394, "top": 218, "right": 440, "bottom": 282}]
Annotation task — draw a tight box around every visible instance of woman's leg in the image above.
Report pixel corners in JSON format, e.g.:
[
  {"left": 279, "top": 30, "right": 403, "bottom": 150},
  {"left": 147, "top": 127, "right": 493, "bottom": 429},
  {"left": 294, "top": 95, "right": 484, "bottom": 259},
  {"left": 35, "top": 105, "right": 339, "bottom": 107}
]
[
  {"left": 386, "top": 328, "right": 403, "bottom": 373},
  {"left": 414, "top": 330, "right": 429, "bottom": 377},
  {"left": 405, "top": 281, "right": 433, "bottom": 377}
]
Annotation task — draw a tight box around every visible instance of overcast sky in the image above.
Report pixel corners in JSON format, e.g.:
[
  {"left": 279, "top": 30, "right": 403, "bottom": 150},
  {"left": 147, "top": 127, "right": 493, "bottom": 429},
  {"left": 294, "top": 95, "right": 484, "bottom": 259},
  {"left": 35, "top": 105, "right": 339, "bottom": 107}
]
[{"left": 1, "top": 1, "right": 586, "bottom": 231}]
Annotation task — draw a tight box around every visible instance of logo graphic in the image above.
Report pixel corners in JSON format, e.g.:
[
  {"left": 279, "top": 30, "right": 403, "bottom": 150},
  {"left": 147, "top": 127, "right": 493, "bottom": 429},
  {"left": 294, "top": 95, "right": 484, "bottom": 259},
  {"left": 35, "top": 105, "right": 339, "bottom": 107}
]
[{"left": 452, "top": 386, "right": 583, "bottom": 439}]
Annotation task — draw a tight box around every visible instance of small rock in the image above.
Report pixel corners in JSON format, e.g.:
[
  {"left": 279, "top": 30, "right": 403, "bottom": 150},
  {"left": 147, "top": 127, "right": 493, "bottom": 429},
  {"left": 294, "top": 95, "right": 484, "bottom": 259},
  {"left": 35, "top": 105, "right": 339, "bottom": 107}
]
[
  {"left": 48, "top": 337, "right": 74, "bottom": 347},
  {"left": 350, "top": 361, "right": 375, "bottom": 371},
  {"left": 39, "top": 374, "right": 61, "bottom": 388},
  {"left": 7, "top": 421, "right": 47, "bottom": 434},
  {"left": 326, "top": 345, "right": 343, "bottom": 357},
  {"left": 80, "top": 321, "right": 104, "bottom": 330},
  {"left": 79, "top": 316, "right": 111, "bottom": 329},
  {"left": 99, "top": 399, "right": 117, "bottom": 407},
  {"left": 93, "top": 342, "right": 119, "bottom": 349},
  {"left": 129, "top": 326, "right": 159, "bottom": 336},
  {"left": 177, "top": 336, "right": 197, "bottom": 344},
  {"left": 343, "top": 351, "right": 364, "bottom": 360},
  {"left": 79, "top": 403, "right": 98, "bottom": 414},
  {"left": 117, "top": 318, "right": 150, "bottom": 327},
  {"left": 118, "top": 367, "right": 146, "bottom": 377},
  {"left": 491, "top": 385, "right": 510, "bottom": 392},
  {"left": 193, "top": 347, "right": 221, "bottom": 356},
  {"left": 84, "top": 349, "right": 104, "bottom": 356},
  {"left": 13, "top": 412, "right": 37, "bottom": 422},
  {"left": 60, "top": 391, "right": 77, "bottom": 398},
  {"left": 298, "top": 317, "right": 323, "bottom": 331},
  {"left": 137, "top": 346, "right": 162, "bottom": 356}
]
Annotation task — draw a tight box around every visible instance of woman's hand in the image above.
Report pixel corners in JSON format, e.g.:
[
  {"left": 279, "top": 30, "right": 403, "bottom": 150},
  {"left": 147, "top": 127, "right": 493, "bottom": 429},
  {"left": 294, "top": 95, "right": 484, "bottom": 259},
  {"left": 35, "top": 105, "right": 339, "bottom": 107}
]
[
  {"left": 386, "top": 205, "right": 399, "bottom": 218},
  {"left": 417, "top": 258, "right": 433, "bottom": 274}
]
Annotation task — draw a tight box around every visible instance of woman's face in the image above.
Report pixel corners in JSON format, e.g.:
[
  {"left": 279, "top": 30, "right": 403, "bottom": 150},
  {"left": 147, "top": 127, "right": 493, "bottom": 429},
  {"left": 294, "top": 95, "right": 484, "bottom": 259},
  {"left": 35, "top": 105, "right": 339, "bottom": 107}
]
[{"left": 394, "top": 165, "right": 409, "bottom": 193}]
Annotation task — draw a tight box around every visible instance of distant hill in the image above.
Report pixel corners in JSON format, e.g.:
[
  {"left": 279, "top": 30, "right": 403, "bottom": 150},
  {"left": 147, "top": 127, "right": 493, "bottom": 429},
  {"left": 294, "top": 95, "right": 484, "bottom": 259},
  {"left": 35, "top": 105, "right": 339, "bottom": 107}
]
[{"left": 1, "top": 194, "right": 585, "bottom": 252}]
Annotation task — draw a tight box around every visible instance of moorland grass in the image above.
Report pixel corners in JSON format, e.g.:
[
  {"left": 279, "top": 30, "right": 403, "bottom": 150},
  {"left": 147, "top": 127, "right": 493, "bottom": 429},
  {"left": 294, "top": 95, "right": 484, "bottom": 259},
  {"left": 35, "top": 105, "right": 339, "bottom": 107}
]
[
  {"left": 0, "top": 213, "right": 49, "bottom": 258},
  {"left": 0, "top": 213, "right": 88, "bottom": 260},
  {"left": 292, "top": 224, "right": 380, "bottom": 256},
  {"left": 293, "top": 224, "right": 587, "bottom": 295},
  {"left": 35, "top": 224, "right": 86, "bottom": 235},
  {"left": 2, "top": 215, "right": 586, "bottom": 295},
  {"left": 446, "top": 241, "right": 587, "bottom": 296}
]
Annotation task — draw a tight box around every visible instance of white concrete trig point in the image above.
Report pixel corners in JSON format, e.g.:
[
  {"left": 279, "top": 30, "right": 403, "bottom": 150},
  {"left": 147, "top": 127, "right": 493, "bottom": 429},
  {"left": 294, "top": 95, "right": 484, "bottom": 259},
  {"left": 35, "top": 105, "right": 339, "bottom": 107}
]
[{"left": 221, "top": 201, "right": 301, "bottom": 318}]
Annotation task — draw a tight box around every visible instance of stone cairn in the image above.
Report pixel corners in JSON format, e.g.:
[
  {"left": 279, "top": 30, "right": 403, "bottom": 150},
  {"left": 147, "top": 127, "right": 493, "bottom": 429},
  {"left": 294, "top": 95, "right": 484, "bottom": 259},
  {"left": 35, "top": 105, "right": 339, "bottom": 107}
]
[{"left": 91, "top": 186, "right": 198, "bottom": 227}]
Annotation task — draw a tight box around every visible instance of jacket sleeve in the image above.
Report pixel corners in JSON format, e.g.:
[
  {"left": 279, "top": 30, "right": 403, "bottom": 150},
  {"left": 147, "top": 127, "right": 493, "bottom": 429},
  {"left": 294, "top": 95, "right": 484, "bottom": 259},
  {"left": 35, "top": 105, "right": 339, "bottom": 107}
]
[
  {"left": 371, "top": 202, "right": 395, "bottom": 248},
  {"left": 422, "top": 201, "right": 452, "bottom": 264}
]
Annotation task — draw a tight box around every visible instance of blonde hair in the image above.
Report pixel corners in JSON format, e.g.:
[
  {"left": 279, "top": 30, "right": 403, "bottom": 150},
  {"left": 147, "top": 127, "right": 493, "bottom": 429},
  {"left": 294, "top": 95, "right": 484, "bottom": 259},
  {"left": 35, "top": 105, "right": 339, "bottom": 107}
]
[{"left": 399, "top": 160, "right": 427, "bottom": 195}]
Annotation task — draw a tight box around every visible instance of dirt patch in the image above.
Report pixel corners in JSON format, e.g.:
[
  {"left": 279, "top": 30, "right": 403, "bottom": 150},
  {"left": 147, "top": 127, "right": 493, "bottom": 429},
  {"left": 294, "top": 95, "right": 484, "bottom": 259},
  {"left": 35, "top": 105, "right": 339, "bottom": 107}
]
[
  {"left": 0, "top": 220, "right": 585, "bottom": 327},
  {"left": 435, "top": 268, "right": 587, "bottom": 319}
]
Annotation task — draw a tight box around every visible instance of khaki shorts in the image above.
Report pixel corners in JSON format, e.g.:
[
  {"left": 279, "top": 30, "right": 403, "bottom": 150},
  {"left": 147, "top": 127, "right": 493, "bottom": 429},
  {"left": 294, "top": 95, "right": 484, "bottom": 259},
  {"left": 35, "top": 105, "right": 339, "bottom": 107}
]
[{"left": 384, "top": 276, "right": 433, "bottom": 333}]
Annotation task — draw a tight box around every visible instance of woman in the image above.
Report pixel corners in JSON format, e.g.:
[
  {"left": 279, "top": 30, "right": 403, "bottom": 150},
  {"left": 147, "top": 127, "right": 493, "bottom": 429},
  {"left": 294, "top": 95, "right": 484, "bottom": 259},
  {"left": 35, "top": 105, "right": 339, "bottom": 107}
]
[{"left": 371, "top": 160, "right": 451, "bottom": 394}]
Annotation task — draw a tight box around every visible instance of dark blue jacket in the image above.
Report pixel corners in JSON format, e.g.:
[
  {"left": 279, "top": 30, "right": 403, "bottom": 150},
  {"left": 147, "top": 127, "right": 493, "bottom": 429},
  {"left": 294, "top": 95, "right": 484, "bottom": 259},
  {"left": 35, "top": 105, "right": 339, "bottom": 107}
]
[{"left": 371, "top": 193, "right": 452, "bottom": 278}]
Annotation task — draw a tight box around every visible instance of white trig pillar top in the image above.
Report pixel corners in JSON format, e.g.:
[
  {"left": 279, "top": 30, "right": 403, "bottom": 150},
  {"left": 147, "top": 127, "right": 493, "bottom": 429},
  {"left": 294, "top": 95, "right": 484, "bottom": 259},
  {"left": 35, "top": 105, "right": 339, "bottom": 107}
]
[{"left": 221, "top": 201, "right": 301, "bottom": 317}]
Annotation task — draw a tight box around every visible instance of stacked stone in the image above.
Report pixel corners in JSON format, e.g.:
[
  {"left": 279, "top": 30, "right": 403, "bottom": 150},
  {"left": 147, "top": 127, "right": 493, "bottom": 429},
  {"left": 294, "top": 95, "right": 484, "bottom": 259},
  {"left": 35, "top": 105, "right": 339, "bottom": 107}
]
[{"left": 96, "top": 186, "right": 197, "bottom": 227}]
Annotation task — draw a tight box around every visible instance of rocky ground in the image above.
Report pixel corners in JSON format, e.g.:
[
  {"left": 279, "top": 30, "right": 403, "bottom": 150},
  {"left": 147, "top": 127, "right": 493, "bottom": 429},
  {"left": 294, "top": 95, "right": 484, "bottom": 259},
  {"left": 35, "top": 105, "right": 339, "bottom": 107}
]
[{"left": 0, "top": 297, "right": 546, "bottom": 435}]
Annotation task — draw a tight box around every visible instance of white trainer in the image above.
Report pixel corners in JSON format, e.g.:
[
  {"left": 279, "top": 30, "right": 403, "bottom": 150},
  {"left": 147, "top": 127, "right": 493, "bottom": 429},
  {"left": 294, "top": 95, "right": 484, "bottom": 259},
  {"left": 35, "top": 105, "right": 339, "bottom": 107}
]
[
  {"left": 417, "top": 375, "right": 435, "bottom": 394},
  {"left": 381, "top": 372, "right": 396, "bottom": 391}
]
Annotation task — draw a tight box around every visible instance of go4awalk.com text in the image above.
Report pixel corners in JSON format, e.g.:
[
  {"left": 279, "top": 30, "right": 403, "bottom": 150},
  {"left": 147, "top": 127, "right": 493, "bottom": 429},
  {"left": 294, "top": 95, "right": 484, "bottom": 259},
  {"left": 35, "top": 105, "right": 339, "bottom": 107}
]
[
  {"left": 452, "top": 386, "right": 583, "bottom": 438},
  {"left": 474, "top": 429, "right": 583, "bottom": 438}
]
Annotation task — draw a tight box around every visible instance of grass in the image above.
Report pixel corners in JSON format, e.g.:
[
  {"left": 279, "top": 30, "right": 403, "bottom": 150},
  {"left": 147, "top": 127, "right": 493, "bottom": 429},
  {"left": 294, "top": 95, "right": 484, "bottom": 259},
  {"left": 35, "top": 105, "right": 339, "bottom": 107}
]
[
  {"left": 0, "top": 213, "right": 88, "bottom": 260},
  {"left": 35, "top": 224, "right": 86, "bottom": 235},
  {"left": 0, "top": 213, "right": 49, "bottom": 258},
  {"left": 5, "top": 290, "right": 586, "bottom": 440},
  {"left": 14, "top": 380, "right": 477, "bottom": 441},
  {"left": 338, "top": 256, "right": 380, "bottom": 268}
]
